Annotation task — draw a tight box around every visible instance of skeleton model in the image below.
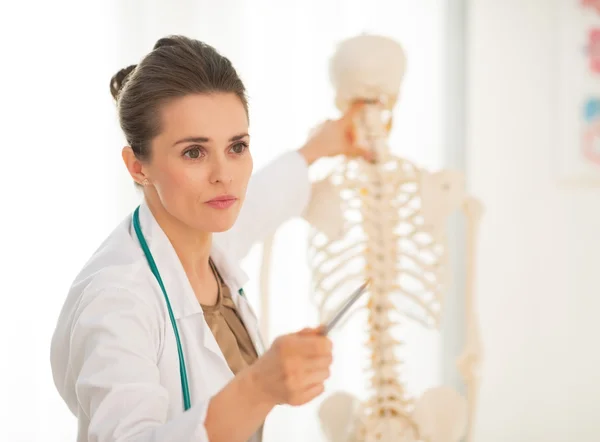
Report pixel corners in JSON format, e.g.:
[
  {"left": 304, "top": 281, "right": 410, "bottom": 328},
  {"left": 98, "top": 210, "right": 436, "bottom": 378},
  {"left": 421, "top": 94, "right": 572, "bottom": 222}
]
[
  {"left": 308, "top": 34, "right": 484, "bottom": 442},
  {"left": 259, "top": 34, "right": 484, "bottom": 442}
]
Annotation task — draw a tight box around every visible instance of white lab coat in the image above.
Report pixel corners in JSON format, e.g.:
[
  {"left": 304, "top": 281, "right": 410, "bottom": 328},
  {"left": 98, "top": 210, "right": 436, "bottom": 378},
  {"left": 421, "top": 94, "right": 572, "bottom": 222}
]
[{"left": 50, "top": 151, "right": 311, "bottom": 442}]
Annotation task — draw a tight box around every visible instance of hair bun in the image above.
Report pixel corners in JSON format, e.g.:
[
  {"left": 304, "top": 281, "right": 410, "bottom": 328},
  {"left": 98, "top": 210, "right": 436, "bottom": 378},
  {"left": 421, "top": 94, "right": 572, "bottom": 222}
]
[
  {"left": 153, "top": 35, "right": 186, "bottom": 50},
  {"left": 109, "top": 64, "right": 137, "bottom": 101}
]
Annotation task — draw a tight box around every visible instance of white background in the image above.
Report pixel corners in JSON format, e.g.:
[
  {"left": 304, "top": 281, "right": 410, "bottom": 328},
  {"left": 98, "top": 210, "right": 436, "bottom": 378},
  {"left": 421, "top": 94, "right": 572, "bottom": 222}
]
[
  {"left": 0, "top": 1, "right": 448, "bottom": 441},
  {"left": 468, "top": 0, "right": 600, "bottom": 440}
]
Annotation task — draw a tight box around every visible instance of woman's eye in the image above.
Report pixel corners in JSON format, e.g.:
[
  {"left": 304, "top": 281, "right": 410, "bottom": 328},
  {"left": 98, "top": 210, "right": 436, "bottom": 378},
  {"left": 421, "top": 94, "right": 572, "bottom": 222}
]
[
  {"left": 231, "top": 142, "right": 248, "bottom": 154},
  {"left": 184, "top": 147, "right": 202, "bottom": 159}
]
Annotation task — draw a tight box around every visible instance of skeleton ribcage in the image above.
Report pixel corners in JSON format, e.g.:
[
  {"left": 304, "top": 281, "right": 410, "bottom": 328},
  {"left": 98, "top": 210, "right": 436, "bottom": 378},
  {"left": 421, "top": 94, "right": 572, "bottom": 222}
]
[{"left": 307, "top": 155, "right": 448, "bottom": 331}]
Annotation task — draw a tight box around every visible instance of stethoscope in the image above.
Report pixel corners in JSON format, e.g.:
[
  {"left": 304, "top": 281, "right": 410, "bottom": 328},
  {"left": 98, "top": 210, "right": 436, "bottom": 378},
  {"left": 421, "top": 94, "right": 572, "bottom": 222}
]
[{"left": 132, "top": 205, "right": 247, "bottom": 411}]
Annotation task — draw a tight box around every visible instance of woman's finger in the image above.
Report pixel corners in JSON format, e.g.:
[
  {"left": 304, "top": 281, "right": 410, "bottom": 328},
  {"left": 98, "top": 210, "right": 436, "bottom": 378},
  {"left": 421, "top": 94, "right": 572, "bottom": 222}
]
[
  {"left": 340, "top": 100, "right": 365, "bottom": 123},
  {"left": 300, "top": 369, "right": 331, "bottom": 389},
  {"left": 303, "top": 355, "right": 333, "bottom": 371},
  {"left": 292, "top": 383, "right": 325, "bottom": 405},
  {"left": 296, "top": 335, "right": 332, "bottom": 358}
]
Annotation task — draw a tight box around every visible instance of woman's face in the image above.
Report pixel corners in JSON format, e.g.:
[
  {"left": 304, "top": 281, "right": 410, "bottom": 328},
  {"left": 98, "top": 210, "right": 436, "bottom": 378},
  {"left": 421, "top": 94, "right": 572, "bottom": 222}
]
[{"left": 141, "top": 92, "right": 252, "bottom": 233}]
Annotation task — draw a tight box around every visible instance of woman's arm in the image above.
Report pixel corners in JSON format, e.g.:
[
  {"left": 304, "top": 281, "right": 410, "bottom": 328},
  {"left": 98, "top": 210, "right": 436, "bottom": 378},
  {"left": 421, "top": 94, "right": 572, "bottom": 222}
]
[
  {"left": 68, "top": 288, "right": 331, "bottom": 442},
  {"left": 69, "top": 288, "right": 272, "bottom": 442},
  {"left": 205, "top": 366, "right": 274, "bottom": 441},
  {"left": 215, "top": 104, "right": 370, "bottom": 262},
  {"left": 217, "top": 150, "right": 312, "bottom": 261}
]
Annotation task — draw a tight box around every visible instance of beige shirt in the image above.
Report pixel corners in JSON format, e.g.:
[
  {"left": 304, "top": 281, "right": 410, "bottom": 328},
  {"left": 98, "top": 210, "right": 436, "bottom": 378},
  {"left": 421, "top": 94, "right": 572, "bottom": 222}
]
[{"left": 201, "top": 260, "right": 258, "bottom": 375}]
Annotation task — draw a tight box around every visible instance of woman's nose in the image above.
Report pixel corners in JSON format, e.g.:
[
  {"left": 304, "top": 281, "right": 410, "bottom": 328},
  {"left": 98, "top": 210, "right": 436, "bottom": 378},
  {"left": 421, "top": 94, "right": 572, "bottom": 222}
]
[{"left": 209, "top": 156, "right": 233, "bottom": 184}]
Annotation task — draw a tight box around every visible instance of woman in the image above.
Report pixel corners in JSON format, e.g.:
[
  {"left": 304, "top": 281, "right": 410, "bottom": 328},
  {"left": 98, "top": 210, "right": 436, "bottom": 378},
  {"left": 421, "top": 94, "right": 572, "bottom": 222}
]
[{"left": 50, "top": 35, "right": 368, "bottom": 442}]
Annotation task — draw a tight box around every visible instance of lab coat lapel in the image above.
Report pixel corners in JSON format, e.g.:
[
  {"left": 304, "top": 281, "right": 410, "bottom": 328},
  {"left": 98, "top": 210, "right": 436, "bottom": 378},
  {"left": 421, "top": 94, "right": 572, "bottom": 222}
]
[
  {"left": 235, "top": 294, "right": 266, "bottom": 356},
  {"left": 135, "top": 202, "right": 226, "bottom": 367},
  {"left": 136, "top": 201, "right": 266, "bottom": 369},
  {"left": 135, "top": 203, "right": 201, "bottom": 319}
]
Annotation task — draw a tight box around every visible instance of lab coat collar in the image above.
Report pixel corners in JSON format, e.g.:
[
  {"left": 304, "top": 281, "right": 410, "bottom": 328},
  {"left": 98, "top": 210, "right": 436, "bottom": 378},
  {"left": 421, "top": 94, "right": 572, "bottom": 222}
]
[{"left": 135, "top": 200, "right": 250, "bottom": 320}]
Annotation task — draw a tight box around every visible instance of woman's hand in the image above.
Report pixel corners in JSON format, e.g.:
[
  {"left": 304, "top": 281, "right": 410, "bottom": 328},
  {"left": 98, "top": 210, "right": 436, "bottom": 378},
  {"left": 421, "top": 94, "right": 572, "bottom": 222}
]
[
  {"left": 206, "top": 327, "right": 331, "bottom": 441},
  {"left": 298, "top": 102, "right": 373, "bottom": 166},
  {"left": 249, "top": 327, "right": 333, "bottom": 407}
]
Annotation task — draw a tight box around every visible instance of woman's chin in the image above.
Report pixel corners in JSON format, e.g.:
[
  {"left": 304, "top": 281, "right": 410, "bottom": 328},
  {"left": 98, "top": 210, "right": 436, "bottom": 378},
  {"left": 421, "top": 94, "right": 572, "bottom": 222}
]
[
  {"left": 209, "top": 223, "right": 235, "bottom": 233},
  {"left": 188, "top": 205, "right": 241, "bottom": 233},
  {"left": 201, "top": 216, "right": 238, "bottom": 233}
]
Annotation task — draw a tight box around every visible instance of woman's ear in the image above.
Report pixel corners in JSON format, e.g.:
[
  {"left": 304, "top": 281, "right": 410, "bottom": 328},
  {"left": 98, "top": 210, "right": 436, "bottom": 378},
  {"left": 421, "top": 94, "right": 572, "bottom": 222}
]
[{"left": 122, "top": 146, "right": 148, "bottom": 185}]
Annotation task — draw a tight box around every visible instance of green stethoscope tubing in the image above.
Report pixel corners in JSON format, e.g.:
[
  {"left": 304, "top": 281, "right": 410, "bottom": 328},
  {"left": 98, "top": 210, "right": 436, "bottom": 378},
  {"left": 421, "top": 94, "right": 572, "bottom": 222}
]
[
  {"left": 133, "top": 205, "right": 248, "bottom": 411},
  {"left": 133, "top": 206, "right": 192, "bottom": 410}
]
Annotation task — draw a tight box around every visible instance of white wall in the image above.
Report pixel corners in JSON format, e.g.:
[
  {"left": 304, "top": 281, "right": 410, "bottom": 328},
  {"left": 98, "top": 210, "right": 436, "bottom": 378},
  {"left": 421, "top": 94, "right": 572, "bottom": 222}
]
[{"left": 468, "top": 0, "right": 600, "bottom": 441}]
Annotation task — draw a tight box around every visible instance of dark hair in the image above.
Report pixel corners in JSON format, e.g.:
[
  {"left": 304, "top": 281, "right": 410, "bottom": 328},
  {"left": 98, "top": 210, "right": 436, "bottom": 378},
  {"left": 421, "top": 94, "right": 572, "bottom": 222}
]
[{"left": 110, "top": 35, "right": 248, "bottom": 161}]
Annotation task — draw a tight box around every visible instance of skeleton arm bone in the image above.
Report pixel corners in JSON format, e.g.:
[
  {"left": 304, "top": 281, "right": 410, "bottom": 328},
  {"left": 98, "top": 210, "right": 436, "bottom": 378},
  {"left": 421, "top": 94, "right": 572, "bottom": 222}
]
[{"left": 456, "top": 196, "right": 484, "bottom": 442}]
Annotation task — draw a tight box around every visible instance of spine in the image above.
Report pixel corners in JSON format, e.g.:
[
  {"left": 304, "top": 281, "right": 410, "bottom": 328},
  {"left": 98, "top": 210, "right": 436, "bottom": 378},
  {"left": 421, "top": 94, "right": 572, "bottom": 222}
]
[{"left": 355, "top": 105, "right": 413, "bottom": 440}]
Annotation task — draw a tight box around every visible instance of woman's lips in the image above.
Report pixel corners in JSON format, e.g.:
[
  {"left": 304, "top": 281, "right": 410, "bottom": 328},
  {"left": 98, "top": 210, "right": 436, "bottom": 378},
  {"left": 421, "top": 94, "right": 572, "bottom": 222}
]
[{"left": 205, "top": 195, "right": 238, "bottom": 209}]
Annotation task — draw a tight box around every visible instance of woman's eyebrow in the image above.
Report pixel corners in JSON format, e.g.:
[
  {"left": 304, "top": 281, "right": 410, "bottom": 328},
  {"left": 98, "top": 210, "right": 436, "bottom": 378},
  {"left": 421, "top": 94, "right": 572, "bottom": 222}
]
[
  {"left": 229, "top": 133, "right": 250, "bottom": 142},
  {"left": 173, "top": 133, "right": 249, "bottom": 146}
]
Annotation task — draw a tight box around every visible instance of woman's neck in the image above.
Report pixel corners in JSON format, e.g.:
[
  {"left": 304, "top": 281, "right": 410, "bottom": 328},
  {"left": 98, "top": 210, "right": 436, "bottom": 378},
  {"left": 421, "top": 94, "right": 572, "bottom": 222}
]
[{"left": 146, "top": 197, "right": 212, "bottom": 280}]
